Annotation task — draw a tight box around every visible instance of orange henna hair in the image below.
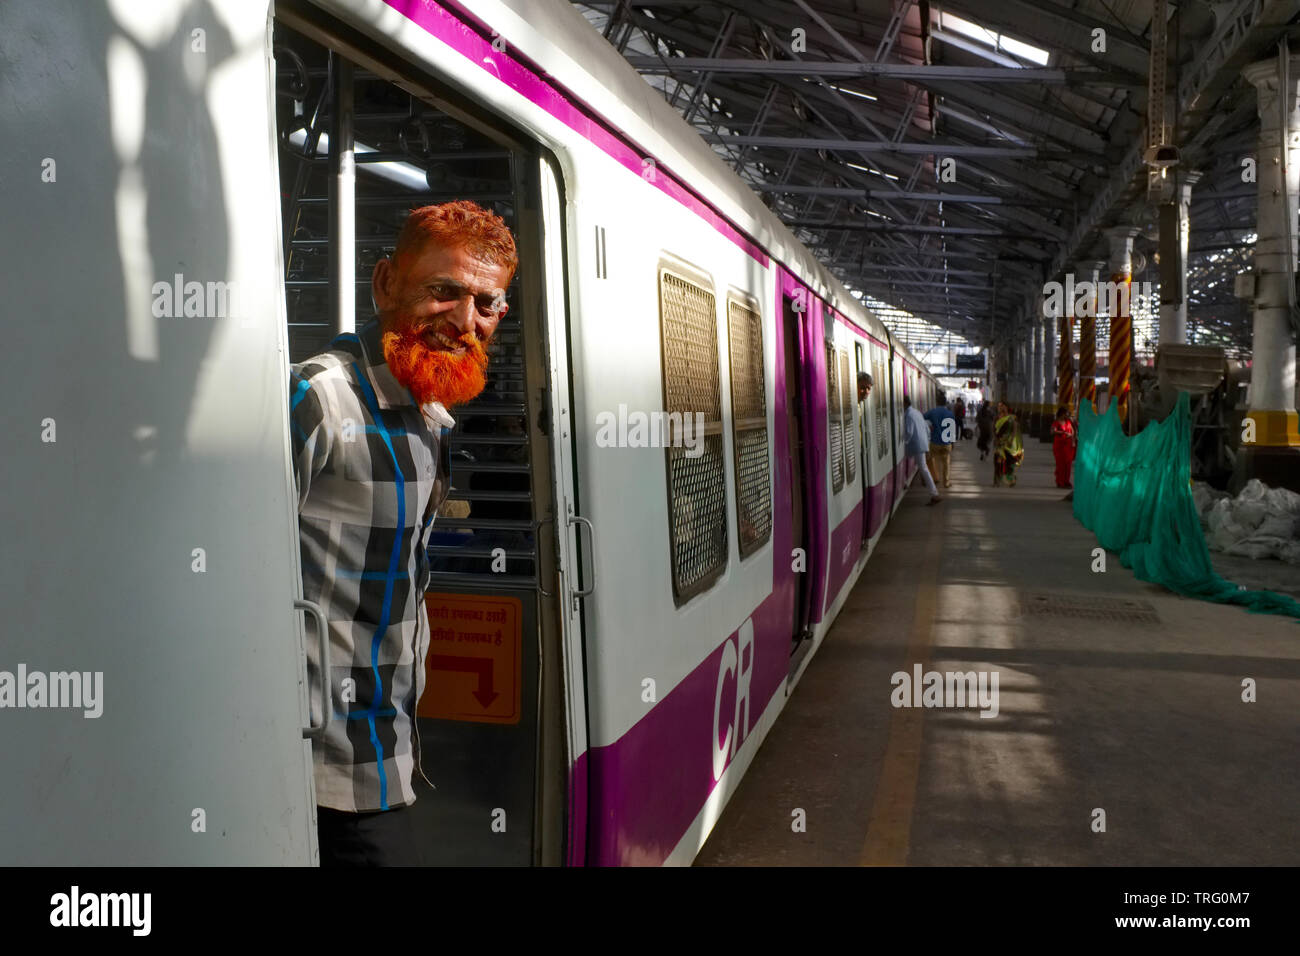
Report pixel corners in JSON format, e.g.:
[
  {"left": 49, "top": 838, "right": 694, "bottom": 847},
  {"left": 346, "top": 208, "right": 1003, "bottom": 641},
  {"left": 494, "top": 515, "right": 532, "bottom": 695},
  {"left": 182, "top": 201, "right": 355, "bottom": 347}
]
[{"left": 394, "top": 200, "right": 518, "bottom": 280}]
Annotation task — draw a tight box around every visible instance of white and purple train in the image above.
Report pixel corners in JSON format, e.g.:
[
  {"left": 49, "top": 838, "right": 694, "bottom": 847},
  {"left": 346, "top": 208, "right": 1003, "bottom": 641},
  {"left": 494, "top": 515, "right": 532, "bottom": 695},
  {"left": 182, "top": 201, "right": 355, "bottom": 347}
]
[{"left": 1, "top": 0, "right": 937, "bottom": 865}]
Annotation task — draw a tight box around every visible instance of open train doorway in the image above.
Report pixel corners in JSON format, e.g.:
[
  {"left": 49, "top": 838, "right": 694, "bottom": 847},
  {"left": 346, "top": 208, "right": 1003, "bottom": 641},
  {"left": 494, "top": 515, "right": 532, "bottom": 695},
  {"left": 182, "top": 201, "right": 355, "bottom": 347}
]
[
  {"left": 782, "top": 295, "right": 813, "bottom": 671},
  {"left": 272, "top": 10, "right": 573, "bottom": 865},
  {"left": 855, "top": 341, "right": 871, "bottom": 546}
]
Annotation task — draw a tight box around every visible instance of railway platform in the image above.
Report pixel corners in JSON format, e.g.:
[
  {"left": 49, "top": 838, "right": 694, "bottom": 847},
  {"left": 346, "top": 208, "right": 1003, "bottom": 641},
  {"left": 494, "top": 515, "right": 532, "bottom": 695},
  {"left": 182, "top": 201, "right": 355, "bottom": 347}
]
[{"left": 696, "top": 435, "right": 1300, "bottom": 866}]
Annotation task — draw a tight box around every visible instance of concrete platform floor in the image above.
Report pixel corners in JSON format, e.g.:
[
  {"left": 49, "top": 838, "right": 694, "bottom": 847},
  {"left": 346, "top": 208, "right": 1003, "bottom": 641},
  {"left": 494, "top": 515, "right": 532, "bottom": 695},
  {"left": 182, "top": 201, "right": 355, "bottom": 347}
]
[{"left": 695, "top": 434, "right": 1300, "bottom": 866}]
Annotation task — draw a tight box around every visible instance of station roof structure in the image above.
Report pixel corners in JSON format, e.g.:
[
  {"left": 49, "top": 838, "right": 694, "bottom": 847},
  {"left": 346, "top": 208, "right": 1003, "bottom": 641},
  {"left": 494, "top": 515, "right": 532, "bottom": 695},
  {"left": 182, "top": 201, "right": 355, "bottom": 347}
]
[{"left": 573, "top": 0, "right": 1300, "bottom": 360}]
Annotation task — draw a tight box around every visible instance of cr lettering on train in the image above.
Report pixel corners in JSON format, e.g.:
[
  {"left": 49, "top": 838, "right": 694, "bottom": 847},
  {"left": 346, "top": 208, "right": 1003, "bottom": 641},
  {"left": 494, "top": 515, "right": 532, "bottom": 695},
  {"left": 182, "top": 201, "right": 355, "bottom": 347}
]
[{"left": 712, "top": 618, "right": 754, "bottom": 782}]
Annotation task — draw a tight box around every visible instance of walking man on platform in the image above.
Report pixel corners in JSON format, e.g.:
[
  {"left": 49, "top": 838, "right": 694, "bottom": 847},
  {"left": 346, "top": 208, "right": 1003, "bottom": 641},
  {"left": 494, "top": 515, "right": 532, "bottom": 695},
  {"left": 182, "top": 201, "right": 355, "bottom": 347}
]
[
  {"left": 976, "top": 401, "right": 995, "bottom": 460},
  {"left": 903, "top": 394, "right": 941, "bottom": 505},
  {"left": 924, "top": 394, "right": 958, "bottom": 490}
]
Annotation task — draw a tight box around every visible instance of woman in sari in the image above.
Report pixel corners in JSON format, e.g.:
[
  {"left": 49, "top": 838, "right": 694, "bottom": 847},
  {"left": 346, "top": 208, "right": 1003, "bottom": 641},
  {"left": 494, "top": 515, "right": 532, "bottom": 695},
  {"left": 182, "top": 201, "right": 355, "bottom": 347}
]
[
  {"left": 993, "top": 402, "right": 1024, "bottom": 487},
  {"left": 1050, "top": 405, "right": 1076, "bottom": 488}
]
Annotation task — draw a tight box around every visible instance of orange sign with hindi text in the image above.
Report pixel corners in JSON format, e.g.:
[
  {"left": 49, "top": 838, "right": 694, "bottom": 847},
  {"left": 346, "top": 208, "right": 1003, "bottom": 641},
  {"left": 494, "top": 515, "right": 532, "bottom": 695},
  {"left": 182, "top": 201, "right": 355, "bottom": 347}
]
[{"left": 417, "top": 593, "right": 522, "bottom": 724}]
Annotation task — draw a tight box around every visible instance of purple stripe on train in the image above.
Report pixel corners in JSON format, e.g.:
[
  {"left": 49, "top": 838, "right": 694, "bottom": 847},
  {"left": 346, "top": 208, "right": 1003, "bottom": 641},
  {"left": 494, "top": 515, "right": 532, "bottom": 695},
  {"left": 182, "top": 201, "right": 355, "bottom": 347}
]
[
  {"left": 581, "top": 503, "right": 873, "bottom": 864},
  {"left": 582, "top": 587, "right": 791, "bottom": 864},
  {"left": 823, "top": 501, "right": 864, "bottom": 616},
  {"left": 865, "top": 471, "right": 890, "bottom": 541}
]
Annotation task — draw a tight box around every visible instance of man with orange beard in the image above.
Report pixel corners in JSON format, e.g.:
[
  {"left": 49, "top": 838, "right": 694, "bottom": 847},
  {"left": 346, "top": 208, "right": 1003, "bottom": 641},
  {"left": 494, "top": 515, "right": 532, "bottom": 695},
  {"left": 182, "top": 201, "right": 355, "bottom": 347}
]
[{"left": 288, "top": 200, "right": 515, "bottom": 866}]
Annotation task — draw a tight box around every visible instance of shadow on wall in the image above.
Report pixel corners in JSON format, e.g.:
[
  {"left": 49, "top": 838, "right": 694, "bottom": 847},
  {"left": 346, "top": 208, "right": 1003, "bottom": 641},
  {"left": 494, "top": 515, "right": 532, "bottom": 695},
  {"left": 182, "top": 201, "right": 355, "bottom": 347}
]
[
  {"left": 111, "top": 0, "right": 236, "bottom": 466},
  {"left": 0, "top": 0, "right": 235, "bottom": 467},
  {"left": 0, "top": 0, "right": 315, "bottom": 864}
]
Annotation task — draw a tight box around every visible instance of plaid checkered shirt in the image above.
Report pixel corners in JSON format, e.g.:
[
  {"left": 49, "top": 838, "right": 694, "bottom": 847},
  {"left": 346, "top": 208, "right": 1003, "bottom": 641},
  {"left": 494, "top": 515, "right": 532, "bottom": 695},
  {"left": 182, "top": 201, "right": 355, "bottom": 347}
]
[{"left": 289, "top": 317, "right": 454, "bottom": 812}]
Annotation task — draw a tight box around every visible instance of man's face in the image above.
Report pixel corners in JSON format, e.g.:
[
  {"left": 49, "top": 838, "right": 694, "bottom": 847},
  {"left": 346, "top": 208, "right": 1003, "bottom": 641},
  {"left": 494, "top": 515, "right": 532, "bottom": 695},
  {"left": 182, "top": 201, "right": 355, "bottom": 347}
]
[
  {"left": 858, "top": 382, "right": 870, "bottom": 402},
  {"left": 371, "top": 241, "right": 512, "bottom": 408}
]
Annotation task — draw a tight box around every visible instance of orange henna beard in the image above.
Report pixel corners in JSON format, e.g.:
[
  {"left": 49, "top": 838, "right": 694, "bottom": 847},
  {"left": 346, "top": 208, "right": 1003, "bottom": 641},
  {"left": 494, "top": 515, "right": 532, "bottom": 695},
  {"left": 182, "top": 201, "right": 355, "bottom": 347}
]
[{"left": 381, "top": 312, "right": 490, "bottom": 408}]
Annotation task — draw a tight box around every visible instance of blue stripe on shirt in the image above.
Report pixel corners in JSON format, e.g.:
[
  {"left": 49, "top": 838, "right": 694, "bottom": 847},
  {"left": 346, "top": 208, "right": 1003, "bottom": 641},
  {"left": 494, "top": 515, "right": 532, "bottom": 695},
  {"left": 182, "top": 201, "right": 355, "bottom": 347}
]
[
  {"left": 290, "top": 378, "right": 312, "bottom": 442},
  {"left": 350, "top": 362, "right": 406, "bottom": 811}
]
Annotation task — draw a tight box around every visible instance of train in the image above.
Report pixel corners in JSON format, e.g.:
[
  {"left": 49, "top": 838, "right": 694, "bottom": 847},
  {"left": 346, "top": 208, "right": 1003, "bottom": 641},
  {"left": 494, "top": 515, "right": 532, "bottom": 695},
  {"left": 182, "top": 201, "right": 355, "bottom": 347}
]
[{"left": 0, "top": 0, "right": 937, "bottom": 865}]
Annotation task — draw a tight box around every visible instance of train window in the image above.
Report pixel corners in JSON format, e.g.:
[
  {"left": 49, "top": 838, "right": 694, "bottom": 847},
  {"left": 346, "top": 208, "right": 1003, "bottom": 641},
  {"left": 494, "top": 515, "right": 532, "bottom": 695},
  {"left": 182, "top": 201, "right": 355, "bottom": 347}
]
[
  {"left": 839, "top": 349, "right": 855, "bottom": 484},
  {"left": 660, "top": 266, "right": 728, "bottom": 602},
  {"left": 827, "top": 342, "right": 844, "bottom": 494},
  {"left": 726, "top": 296, "right": 772, "bottom": 558}
]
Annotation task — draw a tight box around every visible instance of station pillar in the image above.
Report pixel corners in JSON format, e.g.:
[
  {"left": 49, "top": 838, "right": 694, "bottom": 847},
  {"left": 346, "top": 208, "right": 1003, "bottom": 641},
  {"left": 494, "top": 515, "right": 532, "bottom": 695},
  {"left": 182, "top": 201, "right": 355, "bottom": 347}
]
[
  {"left": 1042, "top": 309, "right": 1058, "bottom": 442},
  {"left": 1024, "top": 318, "right": 1036, "bottom": 428},
  {"left": 1107, "top": 228, "right": 1140, "bottom": 433},
  {"left": 1026, "top": 316, "right": 1036, "bottom": 433},
  {"left": 1158, "top": 170, "right": 1202, "bottom": 346},
  {"left": 1236, "top": 55, "right": 1300, "bottom": 491},
  {"left": 1054, "top": 283, "right": 1075, "bottom": 420},
  {"left": 1031, "top": 317, "right": 1045, "bottom": 436},
  {"left": 1006, "top": 336, "right": 1014, "bottom": 403},
  {"left": 1009, "top": 337, "right": 1019, "bottom": 404},
  {"left": 1023, "top": 329, "right": 1034, "bottom": 412}
]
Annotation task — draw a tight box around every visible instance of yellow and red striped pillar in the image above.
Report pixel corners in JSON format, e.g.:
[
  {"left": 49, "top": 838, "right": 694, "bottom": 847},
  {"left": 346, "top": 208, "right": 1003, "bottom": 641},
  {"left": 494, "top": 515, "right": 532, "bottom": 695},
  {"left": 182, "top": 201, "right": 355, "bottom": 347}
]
[
  {"left": 1057, "top": 310, "right": 1074, "bottom": 413},
  {"left": 1107, "top": 228, "right": 1139, "bottom": 432},
  {"left": 1109, "top": 275, "right": 1133, "bottom": 427},
  {"left": 1076, "top": 261, "right": 1101, "bottom": 413}
]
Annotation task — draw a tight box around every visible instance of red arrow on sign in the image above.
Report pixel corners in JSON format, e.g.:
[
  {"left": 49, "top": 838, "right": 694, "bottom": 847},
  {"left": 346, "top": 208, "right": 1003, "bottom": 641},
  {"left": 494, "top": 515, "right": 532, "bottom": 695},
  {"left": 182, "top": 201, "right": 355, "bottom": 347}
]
[{"left": 429, "top": 654, "right": 499, "bottom": 708}]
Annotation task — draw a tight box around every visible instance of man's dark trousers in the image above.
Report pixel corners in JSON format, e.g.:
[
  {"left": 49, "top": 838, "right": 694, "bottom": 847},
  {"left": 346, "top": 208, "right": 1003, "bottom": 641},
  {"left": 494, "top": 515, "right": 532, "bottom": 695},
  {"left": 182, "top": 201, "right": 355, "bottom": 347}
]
[{"left": 316, "top": 805, "right": 424, "bottom": 867}]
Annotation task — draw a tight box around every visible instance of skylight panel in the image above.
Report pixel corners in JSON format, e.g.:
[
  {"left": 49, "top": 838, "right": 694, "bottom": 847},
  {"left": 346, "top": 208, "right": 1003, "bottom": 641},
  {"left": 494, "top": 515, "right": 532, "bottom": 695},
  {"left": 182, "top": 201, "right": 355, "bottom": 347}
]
[
  {"left": 935, "top": 9, "right": 1050, "bottom": 67},
  {"left": 999, "top": 35, "right": 1050, "bottom": 66},
  {"left": 940, "top": 11, "right": 996, "bottom": 45}
]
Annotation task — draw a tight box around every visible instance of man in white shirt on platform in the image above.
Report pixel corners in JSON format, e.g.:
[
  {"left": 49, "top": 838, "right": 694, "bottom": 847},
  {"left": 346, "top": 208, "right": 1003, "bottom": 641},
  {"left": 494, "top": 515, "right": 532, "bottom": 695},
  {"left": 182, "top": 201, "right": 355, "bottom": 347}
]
[{"left": 903, "top": 394, "right": 941, "bottom": 505}]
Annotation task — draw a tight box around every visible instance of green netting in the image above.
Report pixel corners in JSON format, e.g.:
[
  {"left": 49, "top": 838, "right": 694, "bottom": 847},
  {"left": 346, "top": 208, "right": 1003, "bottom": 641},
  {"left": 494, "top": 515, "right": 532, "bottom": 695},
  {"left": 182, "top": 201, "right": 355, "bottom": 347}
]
[{"left": 1073, "top": 391, "right": 1300, "bottom": 619}]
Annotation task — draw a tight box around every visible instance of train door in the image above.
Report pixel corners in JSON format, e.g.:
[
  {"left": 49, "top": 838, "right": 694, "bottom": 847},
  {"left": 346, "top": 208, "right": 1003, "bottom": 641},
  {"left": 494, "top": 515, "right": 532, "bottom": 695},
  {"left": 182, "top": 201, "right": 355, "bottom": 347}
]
[
  {"left": 272, "top": 13, "right": 576, "bottom": 865},
  {"left": 782, "top": 295, "right": 813, "bottom": 651},
  {"left": 0, "top": 0, "right": 319, "bottom": 865},
  {"left": 855, "top": 341, "right": 871, "bottom": 543},
  {"left": 887, "top": 344, "right": 901, "bottom": 493}
]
